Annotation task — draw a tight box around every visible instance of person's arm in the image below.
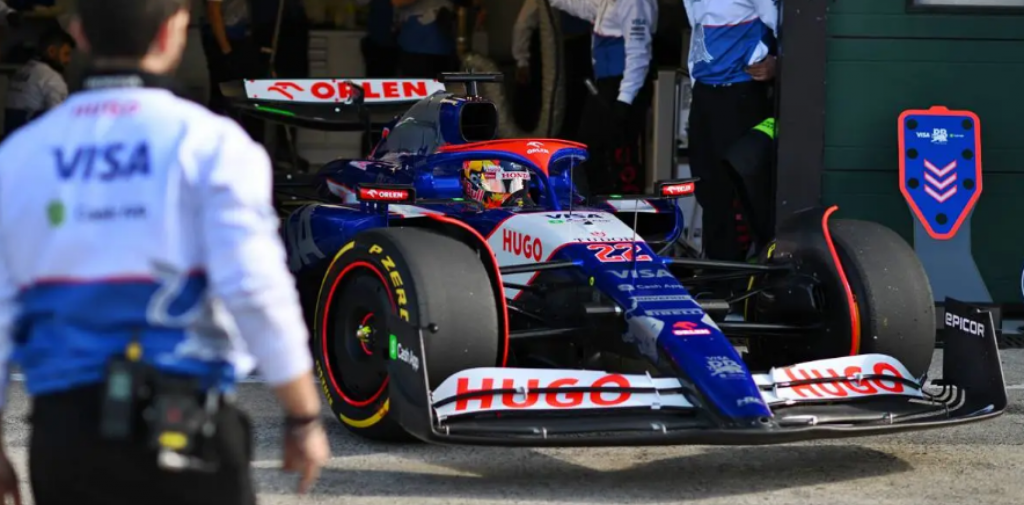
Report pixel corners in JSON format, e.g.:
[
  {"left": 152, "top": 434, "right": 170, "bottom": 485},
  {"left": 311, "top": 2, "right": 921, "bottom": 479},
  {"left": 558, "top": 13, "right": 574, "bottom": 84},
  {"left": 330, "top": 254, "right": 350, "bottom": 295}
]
[
  {"left": 205, "top": 0, "right": 233, "bottom": 54},
  {"left": 549, "top": 0, "right": 600, "bottom": 23},
  {"left": 745, "top": 0, "right": 778, "bottom": 79},
  {"left": 198, "top": 123, "right": 319, "bottom": 417},
  {"left": 512, "top": 0, "right": 538, "bottom": 69},
  {"left": 751, "top": 0, "right": 779, "bottom": 37},
  {"left": 616, "top": 0, "right": 656, "bottom": 105}
]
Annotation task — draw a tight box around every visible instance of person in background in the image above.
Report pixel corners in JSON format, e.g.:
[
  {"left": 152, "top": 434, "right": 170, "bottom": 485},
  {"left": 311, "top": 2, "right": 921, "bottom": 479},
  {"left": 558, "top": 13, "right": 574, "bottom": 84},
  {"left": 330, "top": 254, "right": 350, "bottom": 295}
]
[
  {"left": 360, "top": 0, "right": 399, "bottom": 77},
  {"left": 202, "top": 0, "right": 260, "bottom": 115},
  {"left": 682, "top": 0, "right": 777, "bottom": 262},
  {"left": 552, "top": 0, "right": 658, "bottom": 196},
  {"left": 511, "top": 0, "right": 591, "bottom": 139},
  {"left": 392, "top": 0, "right": 458, "bottom": 78},
  {"left": 3, "top": 26, "right": 73, "bottom": 138}
]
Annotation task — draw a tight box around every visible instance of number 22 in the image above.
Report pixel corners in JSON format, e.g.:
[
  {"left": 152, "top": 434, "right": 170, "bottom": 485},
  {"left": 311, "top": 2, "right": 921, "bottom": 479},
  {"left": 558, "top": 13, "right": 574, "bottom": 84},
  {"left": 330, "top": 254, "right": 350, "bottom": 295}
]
[{"left": 587, "top": 243, "right": 652, "bottom": 263}]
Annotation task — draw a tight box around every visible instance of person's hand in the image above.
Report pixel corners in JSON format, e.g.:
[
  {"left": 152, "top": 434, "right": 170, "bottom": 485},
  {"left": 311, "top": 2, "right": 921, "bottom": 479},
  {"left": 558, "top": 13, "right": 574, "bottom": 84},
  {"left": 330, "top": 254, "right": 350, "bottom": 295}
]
[
  {"left": 515, "top": 66, "right": 530, "bottom": 85},
  {"left": 0, "top": 452, "right": 22, "bottom": 505},
  {"left": 282, "top": 419, "right": 331, "bottom": 494},
  {"left": 746, "top": 55, "right": 776, "bottom": 81}
]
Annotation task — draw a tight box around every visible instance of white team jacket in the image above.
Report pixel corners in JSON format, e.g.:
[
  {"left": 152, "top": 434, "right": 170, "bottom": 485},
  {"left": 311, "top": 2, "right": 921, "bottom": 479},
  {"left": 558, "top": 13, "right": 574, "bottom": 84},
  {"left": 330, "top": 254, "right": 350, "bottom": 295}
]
[
  {"left": 682, "top": 0, "right": 779, "bottom": 86},
  {"left": 0, "top": 83, "right": 313, "bottom": 406},
  {"left": 550, "top": 0, "right": 658, "bottom": 105}
]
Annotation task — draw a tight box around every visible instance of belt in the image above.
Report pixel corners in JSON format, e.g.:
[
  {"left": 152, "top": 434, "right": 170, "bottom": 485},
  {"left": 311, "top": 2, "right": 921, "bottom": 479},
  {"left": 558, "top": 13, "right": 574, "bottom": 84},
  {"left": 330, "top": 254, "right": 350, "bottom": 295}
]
[{"left": 693, "top": 80, "right": 766, "bottom": 89}]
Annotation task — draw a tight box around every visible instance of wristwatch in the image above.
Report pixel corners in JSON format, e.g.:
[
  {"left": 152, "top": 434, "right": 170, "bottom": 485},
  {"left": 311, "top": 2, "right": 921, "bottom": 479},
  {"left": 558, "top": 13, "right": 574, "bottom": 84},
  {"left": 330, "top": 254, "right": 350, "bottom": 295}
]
[{"left": 284, "top": 415, "right": 321, "bottom": 437}]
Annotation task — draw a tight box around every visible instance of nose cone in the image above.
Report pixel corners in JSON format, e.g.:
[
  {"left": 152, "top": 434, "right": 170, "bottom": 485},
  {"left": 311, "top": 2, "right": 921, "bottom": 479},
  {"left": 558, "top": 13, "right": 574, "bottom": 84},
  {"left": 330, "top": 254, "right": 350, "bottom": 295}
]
[{"left": 592, "top": 263, "right": 773, "bottom": 422}]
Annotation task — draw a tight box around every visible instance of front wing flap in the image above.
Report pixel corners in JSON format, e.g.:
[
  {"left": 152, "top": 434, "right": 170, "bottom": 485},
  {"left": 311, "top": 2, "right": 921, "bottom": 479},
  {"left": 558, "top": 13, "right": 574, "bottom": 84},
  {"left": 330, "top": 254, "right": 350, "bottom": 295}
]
[{"left": 384, "top": 298, "right": 1006, "bottom": 446}]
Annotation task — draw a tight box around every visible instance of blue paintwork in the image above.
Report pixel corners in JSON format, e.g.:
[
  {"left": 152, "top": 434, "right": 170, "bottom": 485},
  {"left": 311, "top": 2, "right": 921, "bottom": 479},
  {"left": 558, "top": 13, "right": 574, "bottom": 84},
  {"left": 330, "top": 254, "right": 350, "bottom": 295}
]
[
  {"left": 280, "top": 90, "right": 773, "bottom": 424},
  {"left": 900, "top": 109, "right": 981, "bottom": 239}
]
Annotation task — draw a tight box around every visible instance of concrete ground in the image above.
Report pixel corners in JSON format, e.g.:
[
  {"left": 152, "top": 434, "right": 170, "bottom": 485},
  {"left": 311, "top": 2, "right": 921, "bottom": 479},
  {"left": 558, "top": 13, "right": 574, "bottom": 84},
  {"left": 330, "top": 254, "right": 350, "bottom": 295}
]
[{"left": 4, "top": 349, "right": 1024, "bottom": 505}]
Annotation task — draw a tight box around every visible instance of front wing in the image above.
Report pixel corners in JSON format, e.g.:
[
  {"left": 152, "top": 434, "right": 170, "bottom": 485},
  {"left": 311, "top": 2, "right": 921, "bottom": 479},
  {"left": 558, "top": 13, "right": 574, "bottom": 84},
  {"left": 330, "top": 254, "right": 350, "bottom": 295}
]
[{"left": 384, "top": 298, "right": 1007, "bottom": 446}]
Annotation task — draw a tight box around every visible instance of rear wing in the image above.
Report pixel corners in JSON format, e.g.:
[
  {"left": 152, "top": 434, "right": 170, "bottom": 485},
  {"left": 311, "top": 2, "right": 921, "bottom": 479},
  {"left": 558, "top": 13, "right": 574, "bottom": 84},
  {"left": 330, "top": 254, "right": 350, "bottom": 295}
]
[{"left": 219, "top": 78, "right": 446, "bottom": 132}]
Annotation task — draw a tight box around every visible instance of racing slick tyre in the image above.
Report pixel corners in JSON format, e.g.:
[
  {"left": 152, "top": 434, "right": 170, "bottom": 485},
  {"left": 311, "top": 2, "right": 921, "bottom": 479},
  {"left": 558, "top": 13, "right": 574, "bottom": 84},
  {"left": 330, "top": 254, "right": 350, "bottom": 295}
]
[
  {"left": 311, "top": 228, "right": 501, "bottom": 441},
  {"left": 749, "top": 219, "right": 935, "bottom": 379}
]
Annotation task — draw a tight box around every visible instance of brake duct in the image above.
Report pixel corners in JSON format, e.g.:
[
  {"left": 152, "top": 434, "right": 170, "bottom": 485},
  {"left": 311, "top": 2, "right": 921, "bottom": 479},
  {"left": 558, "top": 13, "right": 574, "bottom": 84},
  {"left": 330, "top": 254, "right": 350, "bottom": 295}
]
[{"left": 459, "top": 0, "right": 566, "bottom": 139}]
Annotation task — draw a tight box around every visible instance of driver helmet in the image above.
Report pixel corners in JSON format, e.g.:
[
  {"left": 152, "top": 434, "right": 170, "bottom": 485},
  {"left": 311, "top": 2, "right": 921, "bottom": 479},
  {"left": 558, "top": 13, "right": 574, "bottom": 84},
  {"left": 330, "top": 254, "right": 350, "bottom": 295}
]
[{"left": 461, "top": 160, "right": 532, "bottom": 208}]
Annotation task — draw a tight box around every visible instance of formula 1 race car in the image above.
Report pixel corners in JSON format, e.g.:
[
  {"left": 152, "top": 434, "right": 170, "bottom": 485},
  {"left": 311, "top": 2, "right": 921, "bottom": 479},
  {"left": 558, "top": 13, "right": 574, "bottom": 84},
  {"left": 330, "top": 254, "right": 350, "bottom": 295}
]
[{"left": 223, "top": 73, "right": 1007, "bottom": 446}]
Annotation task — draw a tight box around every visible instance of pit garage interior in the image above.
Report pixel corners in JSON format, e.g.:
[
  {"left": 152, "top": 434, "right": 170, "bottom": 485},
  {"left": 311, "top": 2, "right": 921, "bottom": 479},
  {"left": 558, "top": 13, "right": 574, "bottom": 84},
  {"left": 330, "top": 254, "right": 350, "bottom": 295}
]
[{"left": 1, "top": 0, "right": 1023, "bottom": 342}]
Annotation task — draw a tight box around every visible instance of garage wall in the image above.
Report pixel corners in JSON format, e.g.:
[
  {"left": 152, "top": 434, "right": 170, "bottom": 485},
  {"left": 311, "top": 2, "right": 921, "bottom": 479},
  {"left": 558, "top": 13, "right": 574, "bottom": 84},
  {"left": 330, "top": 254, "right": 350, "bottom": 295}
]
[{"left": 822, "top": 0, "right": 1024, "bottom": 303}]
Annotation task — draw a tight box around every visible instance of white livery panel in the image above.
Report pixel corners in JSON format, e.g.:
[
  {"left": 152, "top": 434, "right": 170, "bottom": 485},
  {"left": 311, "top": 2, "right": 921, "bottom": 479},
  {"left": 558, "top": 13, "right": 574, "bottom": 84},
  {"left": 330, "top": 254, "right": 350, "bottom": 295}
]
[
  {"left": 486, "top": 211, "right": 644, "bottom": 298},
  {"left": 429, "top": 354, "right": 925, "bottom": 420}
]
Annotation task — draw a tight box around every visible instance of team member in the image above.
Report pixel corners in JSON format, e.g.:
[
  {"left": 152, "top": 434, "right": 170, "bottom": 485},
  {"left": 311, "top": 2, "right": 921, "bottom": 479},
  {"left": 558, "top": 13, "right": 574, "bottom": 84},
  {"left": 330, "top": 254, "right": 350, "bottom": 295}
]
[
  {"left": 393, "top": 0, "right": 459, "bottom": 78},
  {"left": 683, "top": 0, "right": 778, "bottom": 262},
  {"left": 552, "top": 0, "right": 658, "bottom": 196},
  {"left": 3, "top": 27, "right": 74, "bottom": 138},
  {"left": 0, "top": 0, "right": 330, "bottom": 504}
]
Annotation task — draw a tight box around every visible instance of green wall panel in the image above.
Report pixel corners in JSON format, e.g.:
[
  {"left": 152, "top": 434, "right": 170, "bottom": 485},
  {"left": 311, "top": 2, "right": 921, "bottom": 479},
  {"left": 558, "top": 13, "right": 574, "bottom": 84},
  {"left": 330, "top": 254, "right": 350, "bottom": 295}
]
[{"left": 823, "top": 0, "right": 1024, "bottom": 302}]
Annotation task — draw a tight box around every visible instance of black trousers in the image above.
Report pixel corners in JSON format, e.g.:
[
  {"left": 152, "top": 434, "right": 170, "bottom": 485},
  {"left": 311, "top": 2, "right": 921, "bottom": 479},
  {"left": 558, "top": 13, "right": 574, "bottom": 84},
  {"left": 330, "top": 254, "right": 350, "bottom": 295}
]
[
  {"left": 29, "top": 386, "right": 256, "bottom": 505},
  {"left": 688, "top": 80, "right": 772, "bottom": 262},
  {"left": 576, "top": 75, "right": 653, "bottom": 196}
]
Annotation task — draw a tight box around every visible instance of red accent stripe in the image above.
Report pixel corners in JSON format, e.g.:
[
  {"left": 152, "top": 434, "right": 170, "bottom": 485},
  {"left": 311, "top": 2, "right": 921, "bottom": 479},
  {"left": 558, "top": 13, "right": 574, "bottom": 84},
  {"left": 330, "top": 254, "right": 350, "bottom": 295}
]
[
  {"left": 819, "top": 205, "right": 861, "bottom": 356},
  {"left": 424, "top": 214, "right": 510, "bottom": 367},
  {"left": 322, "top": 261, "right": 392, "bottom": 408}
]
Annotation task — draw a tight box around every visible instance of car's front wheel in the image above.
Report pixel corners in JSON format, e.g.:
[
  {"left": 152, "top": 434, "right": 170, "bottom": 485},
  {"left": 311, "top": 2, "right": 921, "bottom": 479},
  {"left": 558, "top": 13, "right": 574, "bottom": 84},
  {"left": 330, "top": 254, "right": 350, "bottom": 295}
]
[
  {"left": 747, "top": 215, "right": 935, "bottom": 379},
  {"left": 311, "top": 227, "right": 502, "bottom": 441}
]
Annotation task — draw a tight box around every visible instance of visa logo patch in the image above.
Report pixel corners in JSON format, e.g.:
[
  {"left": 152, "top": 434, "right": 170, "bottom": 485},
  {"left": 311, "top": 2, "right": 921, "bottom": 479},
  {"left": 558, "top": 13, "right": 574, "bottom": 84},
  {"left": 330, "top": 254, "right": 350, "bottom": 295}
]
[{"left": 54, "top": 142, "right": 151, "bottom": 181}]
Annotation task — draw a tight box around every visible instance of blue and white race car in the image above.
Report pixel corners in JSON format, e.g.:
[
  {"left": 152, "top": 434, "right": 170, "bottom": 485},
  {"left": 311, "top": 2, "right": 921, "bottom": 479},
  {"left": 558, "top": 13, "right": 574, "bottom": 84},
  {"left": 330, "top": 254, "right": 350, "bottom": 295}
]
[{"left": 225, "top": 73, "right": 1006, "bottom": 446}]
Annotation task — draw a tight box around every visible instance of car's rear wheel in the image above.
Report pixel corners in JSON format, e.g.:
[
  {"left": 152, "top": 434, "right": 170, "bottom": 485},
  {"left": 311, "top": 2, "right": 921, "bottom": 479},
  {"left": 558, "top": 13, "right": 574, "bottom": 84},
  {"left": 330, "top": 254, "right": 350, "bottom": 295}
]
[
  {"left": 311, "top": 227, "right": 501, "bottom": 441},
  {"left": 748, "top": 217, "right": 935, "bottom": 379}
]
